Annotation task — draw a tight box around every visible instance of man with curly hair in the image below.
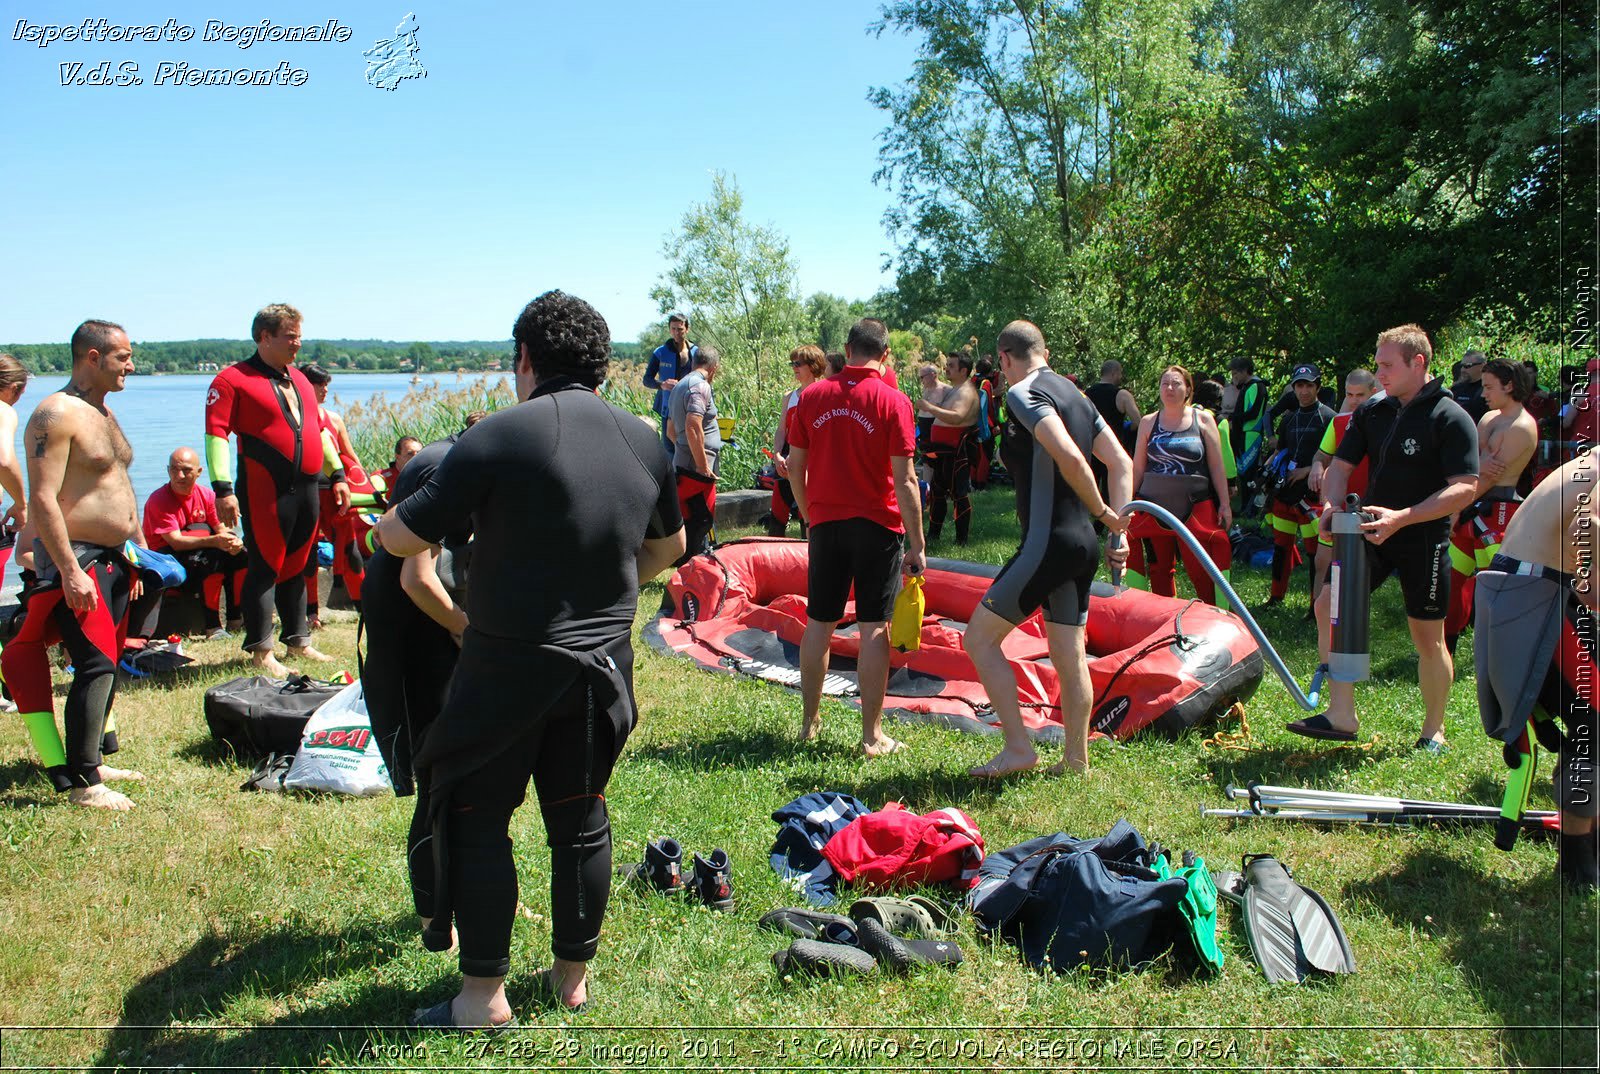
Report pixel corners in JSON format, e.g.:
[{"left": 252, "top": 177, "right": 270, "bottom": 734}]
[{"left": 376, "top": 290, "right": 685, "bottom": 1027}]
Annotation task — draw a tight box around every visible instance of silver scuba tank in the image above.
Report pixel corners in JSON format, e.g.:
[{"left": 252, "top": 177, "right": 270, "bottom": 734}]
[{"left": 1327, "top": 495, "right": 1372, "bottom": 683}]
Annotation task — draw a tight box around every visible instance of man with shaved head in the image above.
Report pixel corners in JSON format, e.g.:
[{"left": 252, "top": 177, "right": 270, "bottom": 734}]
[
  {"left": 2, "top": 319, "right": 143, "bottom": 809},
  {"left": 134, "top": 446, "right": 247, "bottom": 639},
  {"left": 965, "top": 320, "right": 1132, "bottom": 777}
]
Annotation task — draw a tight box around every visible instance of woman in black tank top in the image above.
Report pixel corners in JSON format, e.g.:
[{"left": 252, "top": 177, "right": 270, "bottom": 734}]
[{"left": 1125, "top": 366, "right": 1234, "bottom": 606}]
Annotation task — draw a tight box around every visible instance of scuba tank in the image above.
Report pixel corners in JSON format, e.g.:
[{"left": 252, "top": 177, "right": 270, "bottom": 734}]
[{"left": 1327, "top": 495, "right": 1373, "bottom": 683}]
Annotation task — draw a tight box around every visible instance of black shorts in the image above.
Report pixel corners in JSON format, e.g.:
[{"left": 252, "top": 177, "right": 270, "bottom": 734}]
[
  {"left": 1364, "top": 534, "right": 1451, "bottom": 620},
  {"left": 807, "top": 518, "right": 903, "bottom": 624},
  {"left": 983, "top": 532, "right": 1098, "bottom": 627}
]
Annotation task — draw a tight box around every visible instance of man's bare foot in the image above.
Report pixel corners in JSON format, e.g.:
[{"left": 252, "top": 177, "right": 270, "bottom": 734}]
[
  {"left": 252, "top": 651, "right": 290, "bottom": 677},
  {"left": 419, "top": 916, "right": 459, "bottom": 953},
  {"left": 799, "top": 715, "right": 822, "bottom": 742},
  {"left": 1047, "top": 754, "right": 1089, "bottom": 776},
  {"left": 96, "top": 764, "right": 144, "bottom": 782},
  {"left": 968, "top": 748, "right": 1038, "bottom": 779},
  {"left": 288, "top": 645, "right": 333, "bottom": 663},
  {"left": 307, "top": 614, "right": 323, "bottom": 631},
  {"left": 861, "top": 734, "right": 904, "bottom": 757},
  {"left": 69, "top": 784, "right": 135, "bottom": 810},
  {"left": 548, "top": 959, "right": 588, "bottom": 1009}
]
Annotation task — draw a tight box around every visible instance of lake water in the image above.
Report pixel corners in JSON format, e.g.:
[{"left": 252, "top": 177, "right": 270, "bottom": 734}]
[
  {"left": 3, "top": 371, "right": 504, "bottom": 591},
  {"left": 10, "top": 370, "right": 506, "bottom": 506}
]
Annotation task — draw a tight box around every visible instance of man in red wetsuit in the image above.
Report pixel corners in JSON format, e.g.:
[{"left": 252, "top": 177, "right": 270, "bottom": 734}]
[
  {"left": 205, "top": 304, "right": 348, "bottom": 676},
  {"left": 376, "top": 436, "right": 423, "bottom": 504},
  {"left": 3, "top": 320, "right": 144, "bottom": 810}
]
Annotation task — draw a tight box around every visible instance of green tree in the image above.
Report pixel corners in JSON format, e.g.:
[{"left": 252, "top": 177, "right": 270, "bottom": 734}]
[
  {"left": 406, "top": 341, "right": 436, "bottom": 372},
  {"left": 805, "top": 292, "right": 867, "bottom": 353},
  {"left": 650, "top": 172, "right": 807, "bottom": 407}
]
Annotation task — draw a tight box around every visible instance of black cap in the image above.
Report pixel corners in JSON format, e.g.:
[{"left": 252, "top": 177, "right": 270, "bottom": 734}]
[{"left": 1291, "top": 363, "right": 1320, "bottom": 384}]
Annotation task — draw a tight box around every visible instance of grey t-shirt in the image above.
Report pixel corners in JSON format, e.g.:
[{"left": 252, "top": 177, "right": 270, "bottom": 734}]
[{"left": 668, "top": 369, "right": 723, "bottom": 475}]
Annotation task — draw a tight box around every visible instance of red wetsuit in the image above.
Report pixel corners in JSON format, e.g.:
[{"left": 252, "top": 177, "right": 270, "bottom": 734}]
[{"left": 205, "top": 354, "right": 340, "bottom": 651}]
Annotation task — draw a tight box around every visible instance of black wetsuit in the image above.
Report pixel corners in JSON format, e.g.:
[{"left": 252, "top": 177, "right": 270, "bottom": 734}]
[
  {"left": 362, "top": 433, "right": 468, "bottom": 924},
  {"left": 983, "top": 369, "right": 1107, "bottom": 627},
  {"left": 1084, "top": 381, "right": 1130, "bottom": 507},
  {"left": 1333, "top": 378, "right": 1479, "bottom": 619},
  {"left": 395, "top": 378, "right": 682, "bottom": 975}
]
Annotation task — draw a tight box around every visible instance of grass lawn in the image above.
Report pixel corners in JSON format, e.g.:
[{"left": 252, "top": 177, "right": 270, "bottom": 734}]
[{"left": 0, "top": 488, "right": 1595, "bottom": 1071}]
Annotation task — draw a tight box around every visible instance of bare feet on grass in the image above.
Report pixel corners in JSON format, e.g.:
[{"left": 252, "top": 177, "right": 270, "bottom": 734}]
[
  {"left": 69, "top": 784, "right": 134, "bottom": 810},
  {"left": 799, "top": 715, "right": 822, "bottom": 742},
  {"left": 252, "top": 650, "right": 290, "bottom": 678},
  {"left": 288, "top": 645, "right": 333, "bottom": 663},
  {"left": 861, "top": 734, "right": 904, "bottom": 757},
  {"left": 968, "top": 748, "right": 1038, "bottom": 779},
  {"left": 1046, "top": 753, "right": 1089, "bottom": 776},
  {"left": 97, "top": 764, "right": 143, "bottom": 782}
]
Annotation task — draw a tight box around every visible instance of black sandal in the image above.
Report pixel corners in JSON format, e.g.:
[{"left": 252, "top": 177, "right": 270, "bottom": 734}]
[{"left": 408, "top": 999, "right": 518, "bottom": 1032}]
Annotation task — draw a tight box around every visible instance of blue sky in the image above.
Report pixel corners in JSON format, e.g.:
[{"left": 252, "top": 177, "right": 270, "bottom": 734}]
[{"left": 1, "top": 2, "right": 920, "bottom": 344}]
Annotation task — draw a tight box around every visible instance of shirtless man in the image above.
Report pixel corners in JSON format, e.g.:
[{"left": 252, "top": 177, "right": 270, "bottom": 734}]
[
  {"left": 1, "top": 320, "right": 144, "bottom": 809},
  {"left": 1475, "top": 449, "right": 1600, "bottom": 891},
  {"left": 1445, "top": 358, "right": 1540, "bottom": 649},
  {"left": 917, "top": 352, "right": 980, "bottom": 545}
]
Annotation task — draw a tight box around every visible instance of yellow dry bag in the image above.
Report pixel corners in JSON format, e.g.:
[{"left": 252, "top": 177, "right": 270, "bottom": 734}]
[{"left": 890, "top": 574, "right": 926, "bottom": 652}]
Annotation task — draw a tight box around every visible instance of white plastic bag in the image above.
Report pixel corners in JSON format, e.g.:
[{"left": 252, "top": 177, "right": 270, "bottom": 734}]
[{"left": 283, "top": 681, "right": 391, "bottom": 796}]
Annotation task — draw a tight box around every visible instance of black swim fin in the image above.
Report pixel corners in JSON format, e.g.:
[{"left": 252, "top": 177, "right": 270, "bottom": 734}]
[{"left": 1216, "top": 854, "right": 1355, "bottom": 983}]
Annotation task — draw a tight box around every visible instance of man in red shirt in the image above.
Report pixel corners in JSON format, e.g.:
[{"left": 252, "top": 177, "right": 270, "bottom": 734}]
[
  {"left": 788, "top": 319, "right": 925, "bottom": 756},
  {"left": 138, "top": 447, "right": 246, "bottom": 638}
]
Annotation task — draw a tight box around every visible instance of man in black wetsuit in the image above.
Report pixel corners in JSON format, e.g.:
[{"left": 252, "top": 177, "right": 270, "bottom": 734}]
[
  {"left": 1451, "top": 349, "right": 1489, "bottom": 423},
  {"left": 964, "top": 321, "right": 1132, "bottom": 779},
  {"left": 376, "top": 290, "right": 684, "bottom": 1027},
  {"left": 362, "top": 427, "right": 472, "bottom": 954},
  {"left": 1292, "top": 323, "right": 1478, "bottom": 750},
  {"left": 1263, "top": 364, "right": 1334, "bottom": 607}
]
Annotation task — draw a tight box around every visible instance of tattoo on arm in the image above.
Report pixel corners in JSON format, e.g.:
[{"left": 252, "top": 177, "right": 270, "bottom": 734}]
[{"left": 26, "top": 404, "right": 63, "bottom": 462}]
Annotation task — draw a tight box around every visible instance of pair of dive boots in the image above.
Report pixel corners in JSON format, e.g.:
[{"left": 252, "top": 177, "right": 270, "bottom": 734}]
[
  {"left": 763, "top": 897, "right": 964, "bottom": 978},
  {"left": 1215, "top": 854, "right": 1356, "bottom": 984},
  {"left": 619, "top": 837, "right": 735, "bottom": 912}
]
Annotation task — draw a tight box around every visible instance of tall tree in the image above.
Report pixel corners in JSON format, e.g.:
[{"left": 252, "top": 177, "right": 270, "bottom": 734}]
[{"left": 651, "top": 173, "right": 807, "bottom": 405}]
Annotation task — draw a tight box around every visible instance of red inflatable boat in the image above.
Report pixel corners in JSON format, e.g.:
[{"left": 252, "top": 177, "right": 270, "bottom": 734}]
[{"left": 645, "top": 538, "right": 1263, "bottom": 741}]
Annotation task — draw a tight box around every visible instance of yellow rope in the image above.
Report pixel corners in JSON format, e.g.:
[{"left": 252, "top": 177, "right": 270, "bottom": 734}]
[{"left": 1202, "top": 702, "right": 1381, "bottom": 758}]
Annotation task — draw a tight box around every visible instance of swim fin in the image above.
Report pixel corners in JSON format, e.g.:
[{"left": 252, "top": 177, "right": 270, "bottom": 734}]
[{"left": 1215, "top": 854, "right": 1355, "bottom": 983}]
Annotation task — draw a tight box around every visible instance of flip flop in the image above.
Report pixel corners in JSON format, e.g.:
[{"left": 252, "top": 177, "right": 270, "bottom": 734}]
[
  {"left": 758, "top": 907, "right": 858, "bottom": 941},
  {"left": 1284, "top": 714, "right": 1358, "bottom": 742},
  {"left": 1414, "top": 737, "right": 1451, "bottom": 755},
  {"left": 408, "top": 999, "right": 519, "bottom": 1032}
]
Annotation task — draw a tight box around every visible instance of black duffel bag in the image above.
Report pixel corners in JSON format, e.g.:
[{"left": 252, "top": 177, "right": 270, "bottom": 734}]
[{"left": 203, "top": 674, "right": 347, "bottom": 757}]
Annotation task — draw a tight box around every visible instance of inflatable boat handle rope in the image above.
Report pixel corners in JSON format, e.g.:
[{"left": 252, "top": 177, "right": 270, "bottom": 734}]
[{"left": 1119, "top": 500, "right": 1324, "bottom": 712}]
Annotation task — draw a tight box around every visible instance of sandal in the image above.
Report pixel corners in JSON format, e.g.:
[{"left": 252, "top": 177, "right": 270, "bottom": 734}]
[
  {"left": 758, "top": 907, "right": 857, "bottom": 941},
  {"left": 847, "top": 895, "right": 959, "bottom": 937},
  {"left": 408, "top": 999, "right": 518, "bottom": 1032}
]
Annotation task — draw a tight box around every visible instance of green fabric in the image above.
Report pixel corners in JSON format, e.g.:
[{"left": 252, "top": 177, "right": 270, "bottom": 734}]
[
  {"left": 1155, "top": 851, "right": 1224, "bottom": 976},
  {"left": 22, "top": 711, "right": 66, "bottom": 768},
  {"left": 1218, "top": 418, "right": 1237, "bottom": 481},
  {"left": 205, "top": 434, "right": 232, "bottom": 486}
]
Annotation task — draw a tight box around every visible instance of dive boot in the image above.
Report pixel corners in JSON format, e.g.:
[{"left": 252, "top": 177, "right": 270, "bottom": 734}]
[{"left": 618, "top": 836, "right": 687, "bottom": 896}]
